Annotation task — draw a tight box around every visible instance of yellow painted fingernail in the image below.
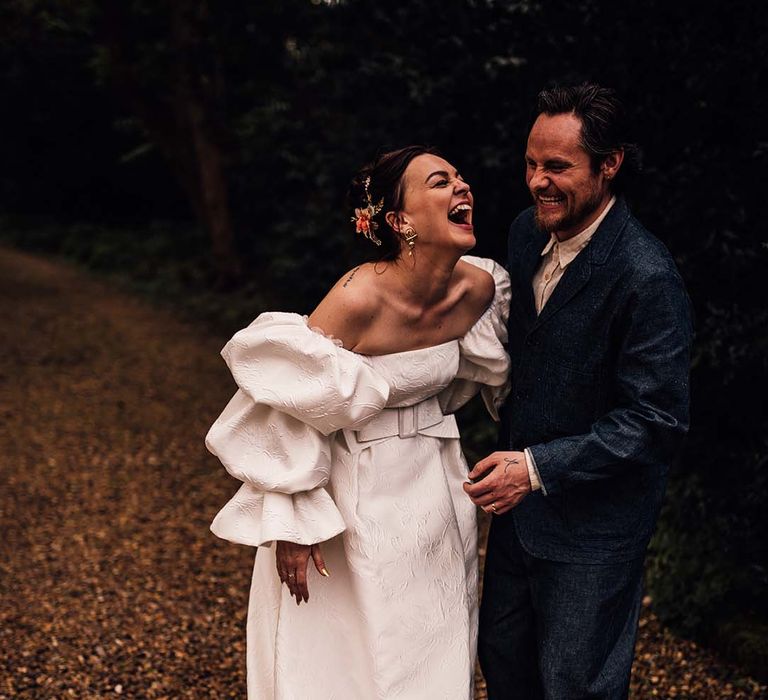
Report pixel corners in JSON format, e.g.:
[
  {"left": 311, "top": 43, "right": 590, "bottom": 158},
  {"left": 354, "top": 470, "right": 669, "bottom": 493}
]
[{"left": 321, "top": 567, "right": 330, "bottom": 577}]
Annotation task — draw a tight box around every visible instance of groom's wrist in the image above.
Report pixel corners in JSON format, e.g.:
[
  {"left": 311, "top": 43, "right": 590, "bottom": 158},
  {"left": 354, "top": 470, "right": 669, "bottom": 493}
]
[{"left": 524, "top": 448, "right": 545, "bottom": 494}]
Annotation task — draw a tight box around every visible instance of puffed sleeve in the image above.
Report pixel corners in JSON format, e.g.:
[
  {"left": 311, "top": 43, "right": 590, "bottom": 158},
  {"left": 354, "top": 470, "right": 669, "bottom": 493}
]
[
  {"left": 438, "top": 256, "right": 511, "bottom": 419},
  {"left": 206, "top": 312, "right": 390, "bottom": 547}
]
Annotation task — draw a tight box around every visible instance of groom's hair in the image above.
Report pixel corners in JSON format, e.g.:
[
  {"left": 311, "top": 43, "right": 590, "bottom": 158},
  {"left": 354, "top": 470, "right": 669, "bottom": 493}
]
[{"left": 535, "top": 83, "right": 642, "bottom": 194}]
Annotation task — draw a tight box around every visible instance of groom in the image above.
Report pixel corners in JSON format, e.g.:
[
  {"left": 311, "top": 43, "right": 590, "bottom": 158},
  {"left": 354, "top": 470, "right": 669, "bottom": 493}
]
[{"left": 464, "top": 84, "right": 693, "bottom": 699}]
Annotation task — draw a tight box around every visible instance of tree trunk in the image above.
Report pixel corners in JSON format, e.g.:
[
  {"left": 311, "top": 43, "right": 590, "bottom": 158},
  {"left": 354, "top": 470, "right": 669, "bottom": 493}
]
[
  {"left": 100, "top": 1, "right": 241, "bottom": 286},
  {"left": 185, "top": 91, "right": 240, "bottom": 283},
  {"left": 171, "top": 0, "right": 241, "bottom": 285}
]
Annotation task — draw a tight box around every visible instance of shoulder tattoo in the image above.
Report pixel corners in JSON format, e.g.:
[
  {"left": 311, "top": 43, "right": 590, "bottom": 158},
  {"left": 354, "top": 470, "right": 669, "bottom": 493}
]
[{"left": 343, "top": 266, "right": 360, "bottom": 288}]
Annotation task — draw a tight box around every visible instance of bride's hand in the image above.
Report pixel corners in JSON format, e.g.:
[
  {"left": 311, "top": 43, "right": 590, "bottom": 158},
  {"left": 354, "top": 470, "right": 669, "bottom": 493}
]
[{"left": 275, "top": 541, "right": 329, "bottom": 605}]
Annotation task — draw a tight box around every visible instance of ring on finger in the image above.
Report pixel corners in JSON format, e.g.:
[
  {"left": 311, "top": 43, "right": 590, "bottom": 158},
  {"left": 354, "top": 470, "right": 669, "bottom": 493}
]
[{"left": 490, "top": 502, "right": 498, "bottom": 513}]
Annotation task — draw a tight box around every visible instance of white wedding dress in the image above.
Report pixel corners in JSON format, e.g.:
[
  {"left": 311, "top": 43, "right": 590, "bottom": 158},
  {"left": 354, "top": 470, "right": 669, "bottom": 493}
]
[{"left": 206, "top": 256, "right": 510, "bottom": 700}]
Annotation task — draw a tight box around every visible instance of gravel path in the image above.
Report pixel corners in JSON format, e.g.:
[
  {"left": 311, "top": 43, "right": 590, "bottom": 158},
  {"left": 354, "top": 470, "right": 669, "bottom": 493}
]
[{"left": 1, "top": 247, "right": 764, "bottom": 699}]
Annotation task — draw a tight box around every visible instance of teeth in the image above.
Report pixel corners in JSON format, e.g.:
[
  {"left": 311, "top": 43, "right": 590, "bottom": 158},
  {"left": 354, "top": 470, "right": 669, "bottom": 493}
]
[
  {"left": 538, "top": 196, "right": 563, "bottom": 203},
  {"left": 449, "top": 203, "right": 471, "bottom": 216}
]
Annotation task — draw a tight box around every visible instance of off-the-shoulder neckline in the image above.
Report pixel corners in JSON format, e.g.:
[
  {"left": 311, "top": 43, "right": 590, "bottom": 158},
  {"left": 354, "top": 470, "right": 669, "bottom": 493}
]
[
  {"left": 306, "top": 315, "right": 459, "bottom": 358},
  {"left": 305, "top": 304, "right": 493, "bottom": 359},
  {"left": 299, "top": 255, "right": 502, "bottom": 358},
  {"left": 347, "top": 337, "right": 458, "bottom": 359}
]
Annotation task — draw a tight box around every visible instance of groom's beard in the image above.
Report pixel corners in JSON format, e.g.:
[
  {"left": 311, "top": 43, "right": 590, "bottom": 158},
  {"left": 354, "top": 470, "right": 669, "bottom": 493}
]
[{"left": 533, "top": 185, "right": 603, "bottom": 236}]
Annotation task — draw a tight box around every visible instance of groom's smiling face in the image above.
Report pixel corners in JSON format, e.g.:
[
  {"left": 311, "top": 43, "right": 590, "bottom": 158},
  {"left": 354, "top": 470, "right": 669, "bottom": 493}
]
[{"left": 525, "top": 112, "right": 614, "bottom": 240}]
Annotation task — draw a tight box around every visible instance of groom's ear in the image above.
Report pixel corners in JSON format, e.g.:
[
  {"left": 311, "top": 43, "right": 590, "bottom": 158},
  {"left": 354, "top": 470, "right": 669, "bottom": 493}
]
[{"left": 602, "top": 149, "right": 624, "bottom": 181}]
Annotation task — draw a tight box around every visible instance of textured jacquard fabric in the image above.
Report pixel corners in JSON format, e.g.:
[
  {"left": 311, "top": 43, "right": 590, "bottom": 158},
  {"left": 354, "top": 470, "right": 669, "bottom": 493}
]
[{"left": 206, "top": 256, "right": 510, "bottom": 699}]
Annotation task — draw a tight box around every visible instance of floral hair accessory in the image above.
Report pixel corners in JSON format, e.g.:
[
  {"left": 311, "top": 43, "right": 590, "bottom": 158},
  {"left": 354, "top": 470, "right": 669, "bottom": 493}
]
[{"left": 352, "top": 176, "right": 384, "bottom": 246}]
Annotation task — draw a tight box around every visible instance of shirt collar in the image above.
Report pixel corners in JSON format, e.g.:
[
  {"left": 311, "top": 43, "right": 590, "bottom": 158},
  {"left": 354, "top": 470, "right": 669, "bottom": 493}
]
[{"left": 540, "top": 196, "right": 617, "bottom": 268}]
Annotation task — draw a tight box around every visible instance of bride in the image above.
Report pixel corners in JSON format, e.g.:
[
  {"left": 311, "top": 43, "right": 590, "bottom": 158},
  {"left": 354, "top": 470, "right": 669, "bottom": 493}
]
[{"left": 206, "top": 145, "right": 510, "bottom": 699}]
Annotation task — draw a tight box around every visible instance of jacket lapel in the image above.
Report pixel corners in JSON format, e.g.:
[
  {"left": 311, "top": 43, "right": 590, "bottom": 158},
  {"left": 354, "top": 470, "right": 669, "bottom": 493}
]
[
  {"left": 531, "top": 196, "right": 630, "bottom": 330},
  {"left": 518, "top": 229, "right": 549, "bottom": 323},
  {"left": 532, "top": 248, "right": 592, "bottom": 329}
]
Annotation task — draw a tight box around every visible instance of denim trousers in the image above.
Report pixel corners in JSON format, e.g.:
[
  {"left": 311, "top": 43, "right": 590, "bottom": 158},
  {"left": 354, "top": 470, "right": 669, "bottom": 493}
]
[{"left": 479, "top": 513, "right": 644, "bottom": 700}]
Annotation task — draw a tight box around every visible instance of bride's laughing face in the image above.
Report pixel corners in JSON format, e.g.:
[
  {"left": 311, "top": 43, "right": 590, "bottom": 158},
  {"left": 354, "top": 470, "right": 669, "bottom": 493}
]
[{"left": 390, "top": 154, "right": 475, "bottom": 255}]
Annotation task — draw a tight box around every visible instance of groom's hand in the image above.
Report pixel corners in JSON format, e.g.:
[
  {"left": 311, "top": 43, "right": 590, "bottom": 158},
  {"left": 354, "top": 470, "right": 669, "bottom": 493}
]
[{"left": 463, "top": 451, "right": 531, "bottom": 515}]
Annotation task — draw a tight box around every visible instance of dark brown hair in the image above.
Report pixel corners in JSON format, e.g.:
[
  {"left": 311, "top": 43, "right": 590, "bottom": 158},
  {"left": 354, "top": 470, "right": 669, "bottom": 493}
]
[
  {"left": 348, "top": 145, "right": 439, "bottom": 261},
  {"left": 535, "top": 83, "right": 642, "bottom": 193}
]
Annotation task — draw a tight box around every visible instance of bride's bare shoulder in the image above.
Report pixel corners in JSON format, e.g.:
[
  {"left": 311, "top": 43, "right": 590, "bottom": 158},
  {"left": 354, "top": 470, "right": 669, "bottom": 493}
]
[
  {"left": 308, "top": 264, "right": 382, "bottom": 348},
  {"left": 455, "top": 259, "right": 496, "bottom": 312}
]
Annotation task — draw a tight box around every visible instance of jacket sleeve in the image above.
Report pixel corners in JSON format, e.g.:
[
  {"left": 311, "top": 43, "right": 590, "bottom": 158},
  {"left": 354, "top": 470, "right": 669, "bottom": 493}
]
[{"left": 528, "top": 267, "right": 693, "bottom": 495}]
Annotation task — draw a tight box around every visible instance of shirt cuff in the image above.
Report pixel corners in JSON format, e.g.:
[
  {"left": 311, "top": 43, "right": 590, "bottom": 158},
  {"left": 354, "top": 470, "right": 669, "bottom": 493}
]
[{"left": 524, "top": 447, "right": 547, "bottom": 495}]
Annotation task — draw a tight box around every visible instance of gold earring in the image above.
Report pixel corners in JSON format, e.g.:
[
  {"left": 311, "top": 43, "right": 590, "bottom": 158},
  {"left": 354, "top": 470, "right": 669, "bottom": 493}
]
[{"left": 403, "top": 227, "right": 417, "bottom": 256}]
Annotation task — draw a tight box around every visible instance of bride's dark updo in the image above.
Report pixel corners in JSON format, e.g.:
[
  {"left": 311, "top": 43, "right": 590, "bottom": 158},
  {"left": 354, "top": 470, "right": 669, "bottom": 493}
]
[{"left": 348, "top": 145, "right": 439, "bottom": 261}]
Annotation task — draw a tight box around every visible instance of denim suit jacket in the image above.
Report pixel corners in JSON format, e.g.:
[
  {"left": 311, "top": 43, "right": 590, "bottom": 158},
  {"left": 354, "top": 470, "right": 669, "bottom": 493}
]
[{"left": 502, "top": 197, "right": 693, "bottom": 564}]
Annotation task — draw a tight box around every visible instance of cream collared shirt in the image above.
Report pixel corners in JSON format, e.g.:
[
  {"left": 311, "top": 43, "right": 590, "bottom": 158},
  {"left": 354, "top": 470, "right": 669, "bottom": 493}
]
[
  {"left": 532, "top": 196, "right": 617, "bottom": 314},
  {"left": 523, "top": 197, "right": 616, "bottom": 493}
]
